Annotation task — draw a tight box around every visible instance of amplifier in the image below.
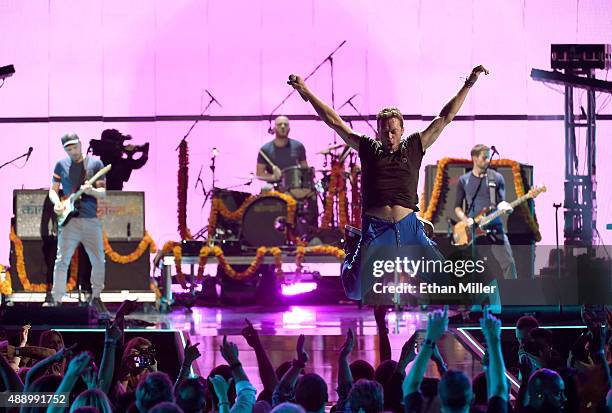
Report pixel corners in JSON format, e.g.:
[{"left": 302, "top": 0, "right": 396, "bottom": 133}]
[{"left": 14, "top": 190, "right": 145, "bottom": 241}]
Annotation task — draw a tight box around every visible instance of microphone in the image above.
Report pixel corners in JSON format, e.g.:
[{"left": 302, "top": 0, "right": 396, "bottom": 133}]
[
  {"left": 247, "top": 172, "right": 254, "bottom": 185},
  {"left": 25, "top": 147, "right": 33, "bottom": 162},
  {"left": 338, "top": 93, "right": 358, "bottom": 110},
  {"left": 205, "top": 89, "right": 222, "bottom": 108},
  {"left": 211, "top": 147, "right": 218, "bottom": 159},
  {"left": 489, "top": 145, "right": 498, "bottom": 161},
  {"left": 287, "top": 75, "right": 309, "bottom": 102}
]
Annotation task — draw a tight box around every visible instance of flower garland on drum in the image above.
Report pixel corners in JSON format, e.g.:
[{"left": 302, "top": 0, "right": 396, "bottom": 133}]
[
  {"left": 0, "top": 264, "right": 12, "bottom": 295},
  {"left": 177, "top": 139, "right": 192, "bottom": 240},
  {"left": 207, "top": 191, "right": 297, "bottom": 240},
  {"left": 418, "top": 158, "right": 541, "bottom": 241}
]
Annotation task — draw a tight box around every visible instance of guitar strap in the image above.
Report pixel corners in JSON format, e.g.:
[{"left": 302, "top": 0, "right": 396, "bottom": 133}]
[
  {"left": 486, "top": 168, "right": 497, "bottom": 208},
  {"left": 466, "top": 173, "right": 484, "bottom": 217}
]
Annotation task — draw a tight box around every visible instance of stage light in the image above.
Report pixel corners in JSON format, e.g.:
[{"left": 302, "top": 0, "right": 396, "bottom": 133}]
[{"left": 281, "top": 281, "right": 318, "bottom": 296}]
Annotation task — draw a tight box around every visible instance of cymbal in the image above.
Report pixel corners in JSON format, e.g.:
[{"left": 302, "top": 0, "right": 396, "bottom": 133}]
[{"left": 316, "top": 143, "right": 345, "bottom": 155}]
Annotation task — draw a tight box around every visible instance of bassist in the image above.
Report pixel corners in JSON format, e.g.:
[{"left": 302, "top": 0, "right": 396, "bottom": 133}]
[
  {"left": 454, "top": 144, "right": 517, "bottom": 279},
  {"left": 46, "top": 134, "right": 108, "bottom": 312}
]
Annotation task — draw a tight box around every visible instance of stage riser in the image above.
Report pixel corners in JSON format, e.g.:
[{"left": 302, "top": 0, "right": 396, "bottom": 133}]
[{"left": 9, "top": 239, "right": 151, "bottom": 292}]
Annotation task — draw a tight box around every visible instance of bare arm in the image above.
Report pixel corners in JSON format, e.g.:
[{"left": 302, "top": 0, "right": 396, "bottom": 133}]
[
  {"left": 420, "top": 65, "right": 489, "bottom": 150},
  {"left": 288, "top": 75, "right": 360, "bottom": 150},
  {"left": 49, "top": 182, "right": 61, "bottom": 206},
  {"left": 256, "top": 163, "right": 281, "bottom": 183},
  {"left": 242, "top": 319, "right": 278, "bottom": 392}
]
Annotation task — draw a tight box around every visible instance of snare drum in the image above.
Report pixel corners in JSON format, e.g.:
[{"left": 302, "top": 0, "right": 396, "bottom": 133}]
[{"left": 281, "top": 166, "right": 315, "bottom": 199}]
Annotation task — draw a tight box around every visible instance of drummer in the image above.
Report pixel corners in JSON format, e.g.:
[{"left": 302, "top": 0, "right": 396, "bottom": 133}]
[{"left": 256, "top": 115, "right": 309, "bottom": 185}]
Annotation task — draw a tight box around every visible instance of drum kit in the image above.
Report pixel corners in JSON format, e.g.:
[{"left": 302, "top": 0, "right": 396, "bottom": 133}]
[{"left": 206, "top": 143, "right": 360, "bottom": 251}]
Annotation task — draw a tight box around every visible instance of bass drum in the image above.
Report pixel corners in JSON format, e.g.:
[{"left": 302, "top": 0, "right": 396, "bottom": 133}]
[{"left": 241, "top": 196, "right": 291, "bottom": 247}]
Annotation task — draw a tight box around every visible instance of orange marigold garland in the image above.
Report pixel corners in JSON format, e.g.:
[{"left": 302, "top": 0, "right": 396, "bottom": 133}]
[
  {"left": 103, "top": 231, "right": 157, "bottom": 263},
  {"left": 208, "top": 191, "right": 297, "bottom": 242},
  {"left": 321, "top": 162, "right": 348, "bottom": 229},
  {"left": 350, "top": 165, "right": 361, "bottom": 228},
  {"left": 177, "top": 139, "right": 192, "bottom": 240},
  {"left": 9, "top": 226, "right": 77, "bottom": 292},
  {"left": 0, "top": 264, "right": 12, "bottom": 295}
]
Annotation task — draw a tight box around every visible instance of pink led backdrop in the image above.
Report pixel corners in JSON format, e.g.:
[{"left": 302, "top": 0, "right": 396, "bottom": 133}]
[{"left": 1, "top": 0, "right": 611, "bottom": 267}]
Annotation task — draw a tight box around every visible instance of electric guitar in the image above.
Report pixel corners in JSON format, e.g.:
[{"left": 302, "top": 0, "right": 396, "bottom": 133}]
[
  {"left": 452, "top": 185, "right": 546, "bottom": 246},
  {"left": 55, "top": 164, "right": 112, "bottom": 227}
]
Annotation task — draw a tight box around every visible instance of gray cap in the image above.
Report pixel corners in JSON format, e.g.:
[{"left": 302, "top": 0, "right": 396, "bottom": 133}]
[{"left": 61, "top": 133, "right": 80, "bottom": 148}]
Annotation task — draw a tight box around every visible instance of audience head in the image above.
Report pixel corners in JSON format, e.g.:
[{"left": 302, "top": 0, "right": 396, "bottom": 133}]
[
  {"left": 438, "top": 370, "right": 473, "bottom": 412},
  {"left": 135, "top": 371, "right": 174, "bottom": 413},
  {"left": 374, "top": 359, "right": 398, "bottom": 385},
  {"left": 175, "top": 377, "right": 206, "bottom": 413},
  {"left": 70, "top": 389, "right": 112, "bottom": 413},
  {"left": 253, "top": 400, "right": 273, "bottom": 413},
  {"left": 149, "top": 402, "right": 185, "bottom": 413},
  {"left": 349, "top": 360, "right": 375, "bottom": 382},
  {"left": 39, "top": 329, "right": 65, "bottom": 350},
  {"left": 471, "top": 372, "right": 488, "bottom": 405},
  {"left": 516, "top": 316, "right": 539, "bottom": 344},
  {"left": 348, "top": 379, "right": 384, "bottom": 413},
  {"left": 72, "top": 408, "right": 100, "bottom": 413},
  {"left": 294, "top": 373, "right": 328, "bottom": 413},
  {"left": 272, "top": 402, "right": 306, "bottom": 413},
  {"left": 527, "top": 369, "right": 567, "bottom": 412}
]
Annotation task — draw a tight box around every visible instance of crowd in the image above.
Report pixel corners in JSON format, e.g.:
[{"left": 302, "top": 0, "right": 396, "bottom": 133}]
[{"left": 1, "top": 302, "right": 611, "bottom": 413}]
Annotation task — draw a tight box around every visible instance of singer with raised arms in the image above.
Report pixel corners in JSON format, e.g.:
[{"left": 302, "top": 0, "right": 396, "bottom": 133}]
[
  {"left": 287, "top": 65, "right": 490, "bottom": 300},
  {"left": 45, "top": 133, "right": 109, "bottom": 314}
]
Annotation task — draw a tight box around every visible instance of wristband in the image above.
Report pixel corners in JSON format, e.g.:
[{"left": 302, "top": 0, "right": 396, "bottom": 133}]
[
  {"left": 14, "top": 347, "right": 20, "bottom": 357},
  {"left": 464, "top": 78, "right": 476, "bottom": 88},
  {"left": 292, "top": 359, "right": 306, "bottom": 369},
  {"left": 229, "top": 361, "right": 242, "bottom": 370},
  {"left": 424, "top": 339, "right": 436, "bottom": 349}
]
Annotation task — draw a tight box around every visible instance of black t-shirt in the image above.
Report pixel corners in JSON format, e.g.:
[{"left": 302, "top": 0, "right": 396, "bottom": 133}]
[
  {"left": 257, "top": 138, "right": 306, "bottom": 171},
  {"left": 359, "top": 133, "right": 424, "bottom": 211},
  {"left": 404, "top": 392, "right": 508, "bottom": 413}
]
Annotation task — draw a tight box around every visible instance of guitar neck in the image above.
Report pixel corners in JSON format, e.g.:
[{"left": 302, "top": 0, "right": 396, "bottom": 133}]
[
  {"left": 69, "top": 164, "right": 112, "bottom": 200},
  {"left": 480, "top": 193, "right": 532, "bottom": 225}
]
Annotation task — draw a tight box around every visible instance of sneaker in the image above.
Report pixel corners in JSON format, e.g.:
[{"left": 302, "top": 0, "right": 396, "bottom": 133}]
[
  {"left": 42, "top": 299, "right": 61, "bottom": 307},
  {"left": 89, "top": 297, "right": 109, "bottom": 315}
]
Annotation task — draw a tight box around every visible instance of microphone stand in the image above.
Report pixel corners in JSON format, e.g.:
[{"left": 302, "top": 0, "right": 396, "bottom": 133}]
[
  {"left": 175, "top": 91, "right": 221, "bottom": 151},
  {"left": 338, "top": 94, "right": 377, "bottom": 136},
  {"left": 0, "top": 149, "right": 31, "bottom": 170},
  {"left": 266, "top": 40, "right": 347, "bottom": 135}
]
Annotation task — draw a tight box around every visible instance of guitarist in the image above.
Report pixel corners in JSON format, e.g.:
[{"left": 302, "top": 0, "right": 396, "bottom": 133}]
[
  {"left": 46, "top": 134, "right": 108, "bottom": 312},
  {"left": 454, "top": 144, "right": 517, "bottom": 279}
]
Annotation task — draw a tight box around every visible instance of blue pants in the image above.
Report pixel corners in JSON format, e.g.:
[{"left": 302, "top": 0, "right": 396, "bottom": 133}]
[{"left": 341, "top": 212, "right": 441, "bottom": 300}]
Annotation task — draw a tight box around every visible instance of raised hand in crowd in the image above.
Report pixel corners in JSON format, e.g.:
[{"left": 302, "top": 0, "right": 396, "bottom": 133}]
[
  {"left": 242, "top": 318, "right": 278, "bottom": 393},
  {"left": 48, "top": 352, "right": 93, "bottom": 413},
  {"left": 209, "top": 374, "right": 232, "bottom": 413},
  {"left": 479, "top": 308, "right": 508, "bottom": 402},
  {"left": 175, "top": 339, "right": 201, "bottom": 388},
  {"left": 403, "top": 306, "right": 448, "bottom": 396},
  {"left": 219, "top": 335, "right": 257, "bottom": 413},
  {"left": 24, "top": 343, "right": 77, "bottom": 391}
]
